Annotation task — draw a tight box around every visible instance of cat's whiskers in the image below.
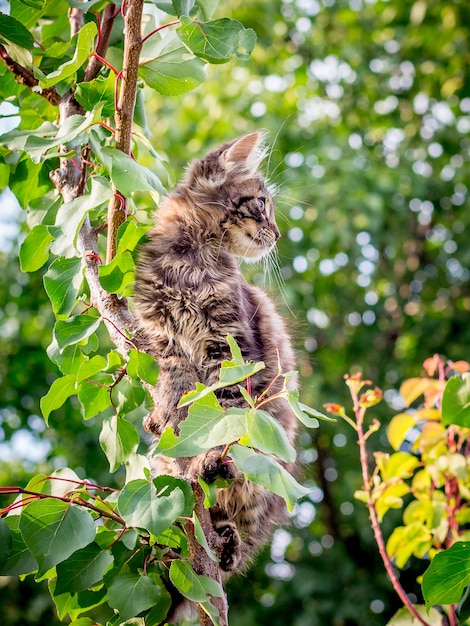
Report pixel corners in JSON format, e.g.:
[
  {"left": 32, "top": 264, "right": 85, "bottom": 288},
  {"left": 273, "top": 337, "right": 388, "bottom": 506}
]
[
  {"left": 267, "top": 247, "right": 297, "bottom": 319},
  {"left": 215, "top": 229, "right": 229, "bottom": 262}
]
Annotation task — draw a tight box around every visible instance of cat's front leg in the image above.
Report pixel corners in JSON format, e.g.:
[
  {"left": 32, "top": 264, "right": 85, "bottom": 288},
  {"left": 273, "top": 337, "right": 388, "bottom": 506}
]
[
  {"left": 144, "top": 355, "right": 199, "bottom": 436},
  {"left": 185, "top": 447, "right": 241, "bottom": 484}
]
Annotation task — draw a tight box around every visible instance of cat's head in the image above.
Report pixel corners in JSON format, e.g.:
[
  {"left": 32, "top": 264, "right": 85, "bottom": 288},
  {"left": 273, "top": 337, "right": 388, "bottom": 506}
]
[{"left": 178, "top": 131, "right": 280, "bottom": 262}]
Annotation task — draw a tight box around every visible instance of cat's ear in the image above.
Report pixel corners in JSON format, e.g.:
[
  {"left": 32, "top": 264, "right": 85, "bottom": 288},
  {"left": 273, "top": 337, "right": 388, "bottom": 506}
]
[{"left": 221, "top": 131, "right": 266, "bottom": 175}]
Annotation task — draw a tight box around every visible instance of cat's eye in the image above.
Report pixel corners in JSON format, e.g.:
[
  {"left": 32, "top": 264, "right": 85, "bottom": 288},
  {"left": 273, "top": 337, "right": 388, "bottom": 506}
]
[{"left": 257, "top": 198, "right": 265, "bottom": 210}]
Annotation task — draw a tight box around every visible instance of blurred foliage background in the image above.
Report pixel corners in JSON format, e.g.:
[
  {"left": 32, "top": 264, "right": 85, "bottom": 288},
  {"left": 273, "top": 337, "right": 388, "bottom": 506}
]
[{"left": 1, "top": 0, "right": 469, "bottom": 624}]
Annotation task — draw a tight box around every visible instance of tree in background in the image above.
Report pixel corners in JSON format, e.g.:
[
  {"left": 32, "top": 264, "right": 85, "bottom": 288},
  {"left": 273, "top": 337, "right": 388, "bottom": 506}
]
[{"left": 0, "top": 0, "right": 469, "bottom": 625}]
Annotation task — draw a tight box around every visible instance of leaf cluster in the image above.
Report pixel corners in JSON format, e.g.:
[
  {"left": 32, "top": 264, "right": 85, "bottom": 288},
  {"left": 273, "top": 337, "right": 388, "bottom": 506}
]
[{"left": 338, "top": 357, "right": 470, "bottom": 625}]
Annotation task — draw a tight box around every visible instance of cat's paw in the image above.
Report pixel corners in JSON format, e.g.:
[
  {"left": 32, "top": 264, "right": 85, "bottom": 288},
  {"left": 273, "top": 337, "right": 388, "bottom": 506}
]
[
  {"left": 214, "top": 521, "right": 242, "bottom": 572},
  {"left": 191, "top": 448, "right": 239, "bottom": 484}
]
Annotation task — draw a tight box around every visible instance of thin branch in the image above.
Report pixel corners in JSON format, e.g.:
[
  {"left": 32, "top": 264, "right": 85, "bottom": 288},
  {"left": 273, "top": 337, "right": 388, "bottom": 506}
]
[
  {"left": 0, "top": 45, "right": 61, "bottom": 106},
  {"left": 0, "top": 486, "right": 125, "bottom": 526},
  {"left": 83, "top": 3, "right": 117, "bottom": 82},
  {"left": 350, "top": 385, "right": 431, "bottom": 626},
  {"left": 106, "top": 0, "right": 144, "bottom": 263},
  {"left": 141, "top": 19, "right": 181, "bottom": 45}
]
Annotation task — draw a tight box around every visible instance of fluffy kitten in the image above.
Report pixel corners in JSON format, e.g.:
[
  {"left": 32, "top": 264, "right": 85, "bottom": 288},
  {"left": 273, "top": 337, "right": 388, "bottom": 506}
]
[{"left": 134, "top": 131, "right": 298, "bottom": 575}]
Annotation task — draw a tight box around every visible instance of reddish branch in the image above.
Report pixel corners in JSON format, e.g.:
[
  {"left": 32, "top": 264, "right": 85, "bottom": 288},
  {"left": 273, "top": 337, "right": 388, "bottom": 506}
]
[
  {"left": 345, "top": 377, "right": 431, "bottom": 626},
  {"left": 0, "top": 484, "right": 125, "bottom": 526},
  {"left": 83, "top": 3, "right": 117, "bottom": 82},
  {"left": 0, "top": 45, "right": 61, "bottom": 105}
]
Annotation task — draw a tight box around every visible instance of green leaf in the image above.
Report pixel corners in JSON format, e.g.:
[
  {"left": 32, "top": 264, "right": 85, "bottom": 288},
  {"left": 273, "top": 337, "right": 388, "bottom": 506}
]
[
  {"left": 152, "top": 0, "right": 195, "bottom": 16},
  {"left": 23, "top": 113, "right": 97, "bottom": 164},
  {"left": 387, "top": 606, "right": 444, "bottom": 625},
  {"left": 125, "top": 452, "right": 151, "bottom": 483},
  {"left": 0, "top": 121, "right": 56, "bottom": 154},
  {"left": 154, "top": 393, "right": 248, "bottom": 457},
  {"left": 193, "top": 512, "right": 219, "bottom": 563},
  {"left": 54, "top": 315, "right": 102, "bottom": 352},
  {"left": 177, "top": 17, "right": 256, "bottom": 64},
  {"left": 179, "top": 358, "right": 264, "bottom": 407},
  {"left": 145, "top": 587, "right": 172, "bottom": 626},
  {"left": 422, "top": 542, "right": 470, "bottom": 610},
  {"left": 118, "top": 479, "right": 185, "bottom": 537},
  {"left": 43, "top": 257, "right": 83, "bottom": 316},
  {"left": 230, "top": 444, "right": 310, "bottom": 511},
  {"left": 127, "top": 349, "right": 159, "bottom": 385},
  {"left": 219, "top": 360, "right": 265, "bottom": 387},
  {"left": 286, "top": 389, "right": 334, "bottom": 426},
  {"left": 111, "top": 377, "right": 146, "bottom": 415},
  {"left": 0, "top": 517, "right": 12, "bottom": 564},
  {"left": 40, "top": 22, "right": 98, "bottom": 88},
  {"left": 195, "top": 0, "right": 218, "bottom": 20},
  {"left": 40, "top": 374, "right": 77, "bottom": 424},
  {"left": 169, "top": 560, "right": 223, "bottom": 602},
  {"left": 153, "top": 474, "right": 195, "bottom": 517},
  {"left": 75, "top": 354, "right": 107, "bottom": 383},
  {"left": 99, "top": 147, "right": 166, "bottom": 196},
  {"left": 442, "top": 374, "right": 470, "bottom": 427},
  {"left": 50, "top": 580, "right": 107, "bottom": 622},
  {"left": 0, "top": 13, "right": 34, "bottom": 50},
  {"left": 99, "top": 415, "right": 140, "bottom": 472},
  {"left": 55, "top": 542, "right": 113, "bottom": 595},
  {"left": 77, "top": 378, "right": 111, "bottom": 420},
  {"left": 226, "top": 333, "right": 244, "bottom": 364},
  {"left": 139, "top": 29, "right": 206, "bottom": 96},
  {"left": 47, "top": 340, "right": 87, "bottom": 375},
  {"left": 15, "top": 0, "right": 46, "bottom": 9},
  {"left": 19, "top": 499, "right": 96, "bottom": 578},
  {"left": 75, "top": 72, "right": 116, "bottom": 117},
  {"left": 458, "top": 582, "right": 470, "bottom": 622},
  {"left": 198, "top": 475, "right": 235, "bottom": 509},
  {"left": 98, "top": 250, "right": 135, "bottom": 296},
  {"left": 242, "top": 408, "right": 296, "bottom": 463},
  {"left": 50, "top": 177, "right": 112, "bottom": 257},
  {"left": 116, "top": 219, "right": 150, "bottom": 253},
  {"left": 67, "top": 0, "right": 104, "bottom": 10},
  {"left": 19, "top": 224, "right": 54, "bottom": 272},
  {"left": 199, "top": 600, "right": 221, "bottom": 626},
  {"left": 0, "top": 516, "right": 38, "bottom": 576},
  {"left": 199, "top": 476, "right": 217, "bottom": 508},
  {"left": 108, "top": 573, "right": 163, "bottom": 621}
]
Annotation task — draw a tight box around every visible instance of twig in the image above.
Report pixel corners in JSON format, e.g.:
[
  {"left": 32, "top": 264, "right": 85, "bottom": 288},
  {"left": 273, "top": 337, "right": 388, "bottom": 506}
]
[
  {"left": 141, "top": 20, "right": 181, "bottom": 45},
  {"left": 0, "top": 45, "right": 61, "bottom": 106},
  {"left": 348, "top": 379, "right": 431, "bottom": 626},
  {"left": 0, "top": 486, "right": 125, "bottom": 526},
  {"left": 83, "top": 3, "right": 117, "bottom": 82}
]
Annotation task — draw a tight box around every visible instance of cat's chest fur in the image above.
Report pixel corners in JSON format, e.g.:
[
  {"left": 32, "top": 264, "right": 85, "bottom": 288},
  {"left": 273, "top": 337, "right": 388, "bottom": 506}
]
[{"left": 139, "top": 234, "right": 259, "bottom": 370}]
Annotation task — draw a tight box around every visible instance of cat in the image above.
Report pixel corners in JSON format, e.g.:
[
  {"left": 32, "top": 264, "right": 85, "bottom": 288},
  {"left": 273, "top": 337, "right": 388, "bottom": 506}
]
[{"left": 133, "top": 130, "right": 298, "bottom": 579}]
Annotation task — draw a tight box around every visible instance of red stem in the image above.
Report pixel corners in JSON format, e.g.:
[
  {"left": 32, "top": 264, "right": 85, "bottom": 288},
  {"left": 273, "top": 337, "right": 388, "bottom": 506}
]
[
  {"left": 353, "top": 390, "right": 431, "bottom": 626},
  {"left": 92, "top": 51, "right": 118, "bottom": 74},
  {"left": 0, "top": 486, "right": 125, "bottom": 526},
  {"left": 141, "top": 20, "right": 181, "bottom": 45}
]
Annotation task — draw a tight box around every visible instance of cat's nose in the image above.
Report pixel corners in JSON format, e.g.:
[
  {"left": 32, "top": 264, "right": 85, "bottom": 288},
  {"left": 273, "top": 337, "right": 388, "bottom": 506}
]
[{"left": 273, "top": 226, "right": 281, "bottom": 240}]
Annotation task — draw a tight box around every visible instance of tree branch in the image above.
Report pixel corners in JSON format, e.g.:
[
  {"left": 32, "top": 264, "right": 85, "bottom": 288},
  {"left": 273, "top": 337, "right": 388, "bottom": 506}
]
[
  {"left": 0, "top": 45, "right": 61, "bottom": 106},
  {"left": 188, "top": 484, "right": 229, "bottom": 626},
  {"left": 106, "top": 0, "right": 144, "bottom": 263},
  {"left": 83, "top": 3, "right": 117, "bottom": 82}
]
